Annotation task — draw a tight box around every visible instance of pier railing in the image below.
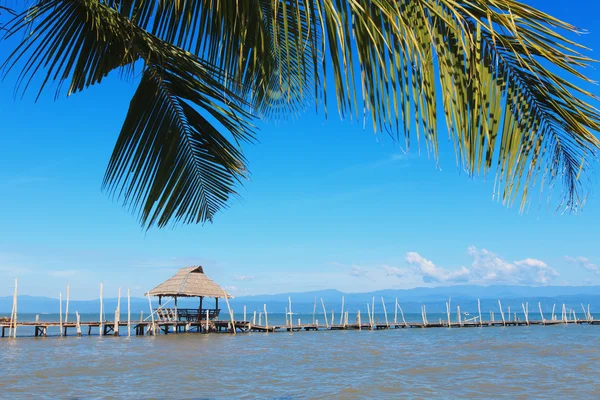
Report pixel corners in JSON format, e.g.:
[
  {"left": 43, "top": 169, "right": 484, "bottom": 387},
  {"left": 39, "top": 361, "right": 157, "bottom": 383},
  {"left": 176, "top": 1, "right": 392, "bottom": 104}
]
[{"left": 155, "top": 308, "right": 221, "bottom": 322}]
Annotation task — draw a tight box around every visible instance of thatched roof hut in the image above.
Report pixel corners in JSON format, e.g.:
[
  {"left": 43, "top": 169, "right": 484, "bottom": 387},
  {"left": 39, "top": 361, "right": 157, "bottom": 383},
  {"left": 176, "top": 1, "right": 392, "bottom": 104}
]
[
  {"left": 146, "top": 266, "right": 231, "bottom": 321},
  {"left": 147, "top": 266, "right": 232, "bottom": 299}
]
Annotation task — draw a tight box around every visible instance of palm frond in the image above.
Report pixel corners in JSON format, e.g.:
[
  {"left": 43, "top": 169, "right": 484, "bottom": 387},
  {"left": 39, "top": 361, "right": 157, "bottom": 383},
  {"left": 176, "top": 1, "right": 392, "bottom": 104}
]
[
  {"left": 3, "top": 0, "right": 254, "bottom": 227},
  {"left": 2, "top": 0, "right": 599, "bottom": 229}
]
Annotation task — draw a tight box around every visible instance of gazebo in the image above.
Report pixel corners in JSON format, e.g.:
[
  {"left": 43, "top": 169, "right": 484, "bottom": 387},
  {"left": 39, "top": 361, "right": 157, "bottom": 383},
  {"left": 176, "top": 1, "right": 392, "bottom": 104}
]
[{"left": 147, "top": 266, "right": 232, "bottom": 321}]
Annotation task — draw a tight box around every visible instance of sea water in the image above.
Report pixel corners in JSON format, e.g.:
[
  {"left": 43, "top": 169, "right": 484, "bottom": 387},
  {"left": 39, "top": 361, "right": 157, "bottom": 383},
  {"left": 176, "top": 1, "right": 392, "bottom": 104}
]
[{"left": 1, "top": 313, "right": 599, "bottom": 398}]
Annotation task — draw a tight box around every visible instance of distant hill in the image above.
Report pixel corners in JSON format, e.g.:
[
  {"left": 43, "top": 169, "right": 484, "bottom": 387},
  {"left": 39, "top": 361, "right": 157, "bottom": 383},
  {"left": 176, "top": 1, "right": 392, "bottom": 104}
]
[{"left": 2, "top": 285, "right": 598, "bottom": 314}]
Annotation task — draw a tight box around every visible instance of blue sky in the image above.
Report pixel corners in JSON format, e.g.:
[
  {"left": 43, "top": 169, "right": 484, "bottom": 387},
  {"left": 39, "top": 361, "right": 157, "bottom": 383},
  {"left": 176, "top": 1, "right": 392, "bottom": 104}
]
[{"left": 1, "top": 0, "right": 599, "bottom": 299}]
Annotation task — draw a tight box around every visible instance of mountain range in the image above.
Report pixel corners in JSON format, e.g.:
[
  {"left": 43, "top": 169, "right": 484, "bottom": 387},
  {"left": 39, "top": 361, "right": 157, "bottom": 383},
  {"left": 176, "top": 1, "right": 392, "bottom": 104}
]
[{"left": 1, "top": 285, "right": 599, "bottom": 314}]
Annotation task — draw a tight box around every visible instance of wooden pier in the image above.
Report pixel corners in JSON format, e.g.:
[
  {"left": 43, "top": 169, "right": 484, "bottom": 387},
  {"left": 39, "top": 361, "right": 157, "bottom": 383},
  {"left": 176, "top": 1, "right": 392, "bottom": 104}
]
[{"left": 2, "top": 317, "right": 597, "bottom": 339}]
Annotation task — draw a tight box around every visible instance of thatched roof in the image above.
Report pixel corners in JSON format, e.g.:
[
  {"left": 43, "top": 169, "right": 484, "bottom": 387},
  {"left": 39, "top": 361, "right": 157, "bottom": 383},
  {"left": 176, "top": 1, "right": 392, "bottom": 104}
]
[{"left": 147, "top": 266, "right": 232, "bottom": 298}]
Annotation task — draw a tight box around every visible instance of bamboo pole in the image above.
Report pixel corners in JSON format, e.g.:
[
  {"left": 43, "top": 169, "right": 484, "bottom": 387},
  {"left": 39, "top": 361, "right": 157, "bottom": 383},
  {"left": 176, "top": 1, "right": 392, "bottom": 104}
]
[
  {"left": 521, "top": 303, "right": 529, "bottom": 326},
  {"left": 398, "top": 304, "right": 407, "bottom": 327},
  {"left": 9, "top": 278, "right": 17, "bottom": 338},
  {"left": 264, "top": 304, "right": 269, "bottom": 330},
  {"left": 381, "top": 297, "right": 389, "bottom": 328},
  {"left": 147, "top": 291, "right": 155, "bottom": 335},
  {"left": 478, "top": 299, "right": 482, "bottom": 327},
  {"left": 223, "top": 292, "right": 235, "bottom": 334},
  {"left": 320, "top": 298, "right": 329, "bottom": 328},
  {"left": 288, "top": 296, "right": 293, "bottom": 328},
  {"left": 539, "top": 302, "right": 546, "bottom": 325},
  {"left": 76, "top": 311, "right": 82, "bottom": 337},
  {"left": 498, "top": 300, "right": 506, "bottom": 326},
  {"left": 59, "top": 292, "right": 63, "bottom": 336},
  {"left": 340, "top": 296, "right": 345, "bottom": 325},
  {"left": 371, "top": 297, "right": 375, "bottom": 325},
  {"left": 99, "top": 283, "right": 104, "bottom": 337},
  {"left": 394, "top": 298, "right": 398, "bottom": 325},
  {"left": 127, "top": 288, "right": 131, "bottom": 337},
  {"left": 65, "top": 284, "right": 70, "bottom": 323},
  {"left": 115, "top": 287, "right": 121, "bottom": 336}
]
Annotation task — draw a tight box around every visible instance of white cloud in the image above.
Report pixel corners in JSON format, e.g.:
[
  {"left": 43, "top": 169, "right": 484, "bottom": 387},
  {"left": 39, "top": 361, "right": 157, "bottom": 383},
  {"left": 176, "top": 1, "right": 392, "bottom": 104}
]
[
  {"left": 468, "top": 246, "right": 558, "bottom": 285},
  {"left": 565, "top": 256, "right": 599, "bottom": 274},
  {"left": 405, "top": 247, "right": 558, "bottom": 285},
  {"left": 406, "top": 252, "right": 470, "bottom": 283},
  {"left": 232, "top": 275, "right": 254, "bottom": 281}
]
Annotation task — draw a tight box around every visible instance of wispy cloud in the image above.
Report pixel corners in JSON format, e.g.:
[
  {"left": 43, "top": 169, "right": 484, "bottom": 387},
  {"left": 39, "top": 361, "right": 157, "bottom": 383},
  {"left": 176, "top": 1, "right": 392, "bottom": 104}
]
[
  {"left": 565, "top": 256, "right": 599, "bottom": 274},
  {"left": 382, "top": 265, "right": 407, "bottom": 278},
  {"left": 232, "top": 275, "right": 254, "bottom": 281}
]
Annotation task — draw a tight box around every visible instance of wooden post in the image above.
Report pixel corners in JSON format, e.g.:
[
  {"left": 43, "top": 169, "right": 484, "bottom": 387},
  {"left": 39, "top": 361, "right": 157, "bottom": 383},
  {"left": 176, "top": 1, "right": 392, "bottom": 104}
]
[
  {"left": 99, "top": 283, "right": 104, "bottom": 337},
  {"left": 76, "top": 312, "right": 82, "bottom": 337},
  {"left": 288, "top": 296, "right": 293, "bottom": 328},
  {"left": 114, "top": 287, "right": 121, "bottom": 336},
  {"left": 127, "top": 288, "right": 131, "bottom": 337},
  {"left": 59, "top": 292, "right": 63, "bottom": 337},
  {"left": 367, "top": 303, "right": 372, "bottom": 330},
  {"left": 521, "top": 303, "right": 529, "bottom": 325},
  {"left": 10, "top": 278, "right": 18, "bottom": 338},
  {"left": 65, "top": 284, "right": 70, "bottom": 323},
  {"left": 478, "top": 299, "right": 482, "bottom": 327},
  {"left": 312, "top": 297, "right": 317, "bottom": 325},
  {"left": 243, "top": 305, "right": 247, "bottom": 322},
  {"left": 498, "top": 300, "right": 506, "bottom": 326},
  {"left": 588, "top": 304, "right": 591, "bottom": 321},
  {"left": 508, "top": 306, "right": 511, "bottom": 322},
  {"left": 539, "top": 302, "right": 546, "bottom": 324},
  {"left": 457, "top": 305, "right": 462, "bottom": 327},
  {"left": 398, "top": 304, "right": 407, "bottom": 327},
  {"left": 394, "top": 298, "right": 398, "bottom": 325},
  {"left": 321, "top": 298, "right": 329, "bottom": 328},
  {"left": 331, "top": 310, "right": 335, "bottom": 326},
  {"left": 551, "top": 304, "right": 556, "bottom": 321},
  {"left": 381, "top": 297, "right": 389, "bottom": 328},
  {"left": 253, "top": 310, "right": 256, "bottom": 325},
  {"left": 223, "top": 291, "right": 235, "bottom": 334},
  {"left": 371, "top": 297, "right": 375, "bottom": 325},
  {"left": 205, "top": 310, "right": 209, "bottom": 332},
  {"left": 340, "top": 296, "right": 345, "bottom": 325},
  {"left": 263, "top": 304, "right": 269, "bottom": 330},
  {"left": 358, "top": 310, "right": 361, "bottom": 330},
  {"left": 562, "top": 304, "right": 567, "bottom": 323},
  {"left": 258, "top": 312, "right": 262, "bottom": 326},
  {"left": 147, "top": 291, "right": 155, "bottom": 335},
  {"left": 446, "top": 301, "right": 451, "bottom": 327},
  {"left": 581, "top": 304, "right": 587, "bottom": 322}
]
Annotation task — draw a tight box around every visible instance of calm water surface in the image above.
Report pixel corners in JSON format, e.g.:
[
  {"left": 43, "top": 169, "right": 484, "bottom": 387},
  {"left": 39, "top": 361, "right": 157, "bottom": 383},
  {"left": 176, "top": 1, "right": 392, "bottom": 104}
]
[{"left": 1, "top": 317, "right": 599, "bottom": 398}]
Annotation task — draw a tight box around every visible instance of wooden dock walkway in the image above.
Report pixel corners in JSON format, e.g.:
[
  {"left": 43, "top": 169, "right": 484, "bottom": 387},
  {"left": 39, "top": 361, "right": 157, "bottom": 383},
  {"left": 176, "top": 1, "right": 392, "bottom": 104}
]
[{"left": 1, "top": 318, "right": 597, "bottom": 338}]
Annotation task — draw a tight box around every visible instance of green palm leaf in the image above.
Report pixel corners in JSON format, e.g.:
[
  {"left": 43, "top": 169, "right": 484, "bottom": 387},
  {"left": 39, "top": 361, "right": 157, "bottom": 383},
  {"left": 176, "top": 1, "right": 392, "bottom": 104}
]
[{"left": 2, "top": 0, "right": 599, "bottom": 228}]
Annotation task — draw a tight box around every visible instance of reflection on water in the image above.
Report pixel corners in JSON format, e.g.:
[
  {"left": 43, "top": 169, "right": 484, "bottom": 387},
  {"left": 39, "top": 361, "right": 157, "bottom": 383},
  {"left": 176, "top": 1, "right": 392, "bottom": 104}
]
[{"left": 1, "top": 321, "right": 599, "bottom": 398}]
